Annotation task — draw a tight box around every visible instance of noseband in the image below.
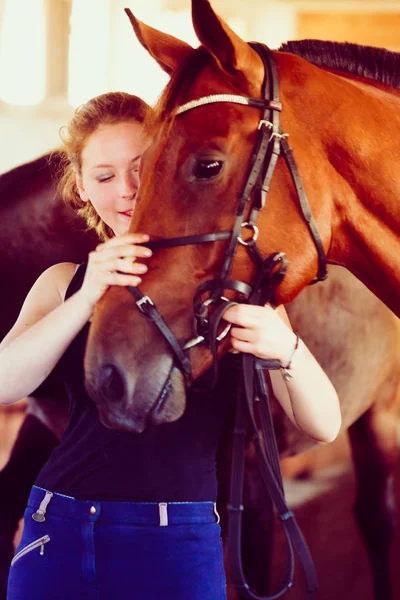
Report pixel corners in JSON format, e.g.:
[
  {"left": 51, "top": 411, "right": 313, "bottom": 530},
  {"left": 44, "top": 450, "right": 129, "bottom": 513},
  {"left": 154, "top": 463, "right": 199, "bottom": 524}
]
[{"left": 127, "top": 43, "right": 323, "bottom": 599}]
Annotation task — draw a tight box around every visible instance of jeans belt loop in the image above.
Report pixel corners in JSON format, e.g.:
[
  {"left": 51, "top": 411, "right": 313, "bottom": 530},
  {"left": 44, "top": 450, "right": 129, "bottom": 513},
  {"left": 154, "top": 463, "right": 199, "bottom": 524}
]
[
  {"left": 32, "top": 491, "right": 53, "bottom": 523},
  {"left": 159, "top": 502, "right": 168, "bottom": 526}
]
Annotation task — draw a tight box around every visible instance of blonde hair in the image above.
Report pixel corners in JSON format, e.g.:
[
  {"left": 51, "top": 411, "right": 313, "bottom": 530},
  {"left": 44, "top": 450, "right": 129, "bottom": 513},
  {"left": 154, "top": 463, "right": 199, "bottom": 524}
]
[{"left": 58, "top": 92, "right": 151, "bottom": 241}]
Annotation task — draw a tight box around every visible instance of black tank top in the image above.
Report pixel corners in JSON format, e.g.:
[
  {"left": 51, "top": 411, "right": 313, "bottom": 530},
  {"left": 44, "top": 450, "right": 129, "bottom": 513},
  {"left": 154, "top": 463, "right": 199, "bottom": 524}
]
[{"left": 36, "top": 264, "right": 236, "bottom": 502}]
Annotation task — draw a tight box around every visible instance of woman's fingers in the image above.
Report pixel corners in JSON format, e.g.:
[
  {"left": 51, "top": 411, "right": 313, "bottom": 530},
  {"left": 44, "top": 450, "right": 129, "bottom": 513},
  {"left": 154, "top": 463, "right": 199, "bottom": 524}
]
[
  {"left": 111, "top": 257, "right": 148, "bottom": 275},
  {"left": 95, "top": 232, "right": 149, "bottom": 252},
  {"left": 89, "top": 257, "right": 148, "bottom": 277},
  {"left": 230, "top": 338, "right": 254, "bottom": 354},
  {"left": 89, "top": 233, "right": 152, "bottom": 276},
  {"left": 105, "top": 272, "right": 143, "bottom": 287},
  {"left": 230, "top": 326, "right": 256, "bottom": 343},
  {"left": 94, "top": 233, "right": 152, "bottom": 262},
  {"left": 93, "top": 243, "right": 152, "bottom": 261},
  {"left": 224, "top": 303, "right": 295, "bottom": 361},
  {"left": 230, "top": 327, "right": 263, "bottom": 356},
  {"left": 223, "top": 304, "right": 275, "bottom": 328},
  {"left": 80, "top": 233, "right": 152, "bottom": 310}
]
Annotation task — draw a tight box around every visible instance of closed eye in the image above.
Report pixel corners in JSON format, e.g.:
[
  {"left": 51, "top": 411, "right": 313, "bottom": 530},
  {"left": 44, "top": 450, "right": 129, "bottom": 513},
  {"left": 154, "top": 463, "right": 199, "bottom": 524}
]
[{"left": 193, "top": 160, "right": 224, "bottom": 180}]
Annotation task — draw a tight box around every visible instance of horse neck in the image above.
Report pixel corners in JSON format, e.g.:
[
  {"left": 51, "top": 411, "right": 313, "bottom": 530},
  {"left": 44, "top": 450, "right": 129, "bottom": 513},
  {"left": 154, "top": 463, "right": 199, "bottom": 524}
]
[
  {"left": 330, "top": 211, "right": 400, "bottom": 316},
  {"left": 300, "top": 68, "right": 400, "bottom": 314}
]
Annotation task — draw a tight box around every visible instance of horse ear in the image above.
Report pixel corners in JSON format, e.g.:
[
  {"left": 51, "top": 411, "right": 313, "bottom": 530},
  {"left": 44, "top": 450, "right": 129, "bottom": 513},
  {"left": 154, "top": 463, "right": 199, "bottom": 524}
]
[
  {"left": 191, "top": 0, "right": 264, "bottom": 90},
  {"left": 125, "top": 8, "right": 194, "bottom": 76}
]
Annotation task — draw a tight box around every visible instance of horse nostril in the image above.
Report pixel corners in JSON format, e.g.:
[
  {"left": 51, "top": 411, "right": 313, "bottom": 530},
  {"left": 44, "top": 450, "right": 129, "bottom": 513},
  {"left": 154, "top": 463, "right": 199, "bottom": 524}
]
[{"left": 99, "top": 363, "right": 126, "bottom": 403}]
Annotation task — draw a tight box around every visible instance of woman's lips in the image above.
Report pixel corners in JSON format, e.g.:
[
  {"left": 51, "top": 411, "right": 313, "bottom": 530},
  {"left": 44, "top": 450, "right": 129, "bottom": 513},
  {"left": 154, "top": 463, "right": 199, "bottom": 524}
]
[{"left": 119, "top": 210, "right": 133, "bottom": 218}]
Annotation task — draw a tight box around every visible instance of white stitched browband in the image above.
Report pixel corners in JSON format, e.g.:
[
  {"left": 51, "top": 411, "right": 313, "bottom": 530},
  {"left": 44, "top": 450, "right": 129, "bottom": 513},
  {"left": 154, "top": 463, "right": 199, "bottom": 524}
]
[{"left": 175, "top": 94, "right": 254, "bottom": 115}]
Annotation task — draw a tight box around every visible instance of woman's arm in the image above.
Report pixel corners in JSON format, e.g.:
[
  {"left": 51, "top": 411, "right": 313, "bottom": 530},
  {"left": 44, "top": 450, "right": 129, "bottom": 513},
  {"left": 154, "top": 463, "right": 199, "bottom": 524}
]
[
  {"left": 0, "top": 263, "right": 94, "bottom": 404},
  {"left": 223, "top": 303, "right": 341, "bottom": 443},
  {"left": 0, "top": 233, "right": 151, "bottom": 405}
]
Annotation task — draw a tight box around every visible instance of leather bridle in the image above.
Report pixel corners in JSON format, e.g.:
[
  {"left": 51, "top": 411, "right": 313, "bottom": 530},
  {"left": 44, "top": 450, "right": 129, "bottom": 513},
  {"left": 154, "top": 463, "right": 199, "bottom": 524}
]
[{"left": 127, "top": 43, "right": 325, "bottom": 598}]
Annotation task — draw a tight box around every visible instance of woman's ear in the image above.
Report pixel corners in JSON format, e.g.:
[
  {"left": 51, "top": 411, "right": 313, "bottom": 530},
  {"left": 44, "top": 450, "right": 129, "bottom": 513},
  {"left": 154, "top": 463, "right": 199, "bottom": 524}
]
[{"left": 75, "top": 173, "right": 89, "bottom": 202}]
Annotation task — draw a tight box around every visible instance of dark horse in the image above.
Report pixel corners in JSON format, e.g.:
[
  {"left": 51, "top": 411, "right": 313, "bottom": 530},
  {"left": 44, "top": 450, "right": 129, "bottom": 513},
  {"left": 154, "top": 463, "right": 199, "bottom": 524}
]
[
  {"left": 82, "top": 1, "right": 400, "bottom": 598},
  {"left": 0, "top": 152, "right": 97, "bottom": 596},
  {"left": 0, "top": 151, "right": 96, "bottom": 438}
]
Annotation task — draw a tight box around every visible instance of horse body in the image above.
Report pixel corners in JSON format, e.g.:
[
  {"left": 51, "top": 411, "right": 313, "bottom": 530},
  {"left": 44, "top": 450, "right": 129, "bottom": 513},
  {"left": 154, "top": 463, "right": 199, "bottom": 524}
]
[
  {"left": 262, "top": 264, "right": 400, "bottom": 462},
  {"left": 288, "top": 266, "right": 400, "bottom": 437}
]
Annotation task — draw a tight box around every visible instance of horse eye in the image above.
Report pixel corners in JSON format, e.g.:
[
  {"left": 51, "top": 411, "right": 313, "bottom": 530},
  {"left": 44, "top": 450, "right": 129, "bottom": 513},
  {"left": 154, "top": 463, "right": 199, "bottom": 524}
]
[{"left": 193, "top": 160, "right": 223, "bottom": 180}]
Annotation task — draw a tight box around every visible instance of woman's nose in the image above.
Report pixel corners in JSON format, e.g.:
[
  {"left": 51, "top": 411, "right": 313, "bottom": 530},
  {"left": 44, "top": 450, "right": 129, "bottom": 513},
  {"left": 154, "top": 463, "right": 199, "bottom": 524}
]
[{"left": 120, "top": 173, "right": 138, "bottom": 198}]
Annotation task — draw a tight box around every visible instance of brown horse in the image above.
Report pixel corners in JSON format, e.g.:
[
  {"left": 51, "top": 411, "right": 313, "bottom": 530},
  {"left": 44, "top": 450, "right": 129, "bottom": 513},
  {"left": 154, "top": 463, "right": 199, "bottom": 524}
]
[
  {"left": 81, "top": 1, "right": 400, "bottom": 597},
  {"left": 85, "top": 1, "right": 400, "bottom": 424},
  {"left": 0, "top": 149, "right": 399, "bottom": 599}
]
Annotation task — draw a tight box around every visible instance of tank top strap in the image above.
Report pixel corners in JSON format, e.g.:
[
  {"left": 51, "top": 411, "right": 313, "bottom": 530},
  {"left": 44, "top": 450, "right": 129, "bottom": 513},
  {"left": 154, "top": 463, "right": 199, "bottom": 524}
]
[{"left": 65, "top": 263, "right": 87, "bottom": 300}]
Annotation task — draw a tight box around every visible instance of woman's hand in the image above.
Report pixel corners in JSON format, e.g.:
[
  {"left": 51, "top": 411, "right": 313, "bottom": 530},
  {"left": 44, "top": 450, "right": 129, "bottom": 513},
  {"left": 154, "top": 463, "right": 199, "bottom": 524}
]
[
  {"left": 79, "top": 233, "right": 152, "bottom": 310},
  {"left": 223, "top": 303, "right": 297, "bottom": 365},
  {"left": 224, "top": 302, "right": 342, "bottom": 443}
]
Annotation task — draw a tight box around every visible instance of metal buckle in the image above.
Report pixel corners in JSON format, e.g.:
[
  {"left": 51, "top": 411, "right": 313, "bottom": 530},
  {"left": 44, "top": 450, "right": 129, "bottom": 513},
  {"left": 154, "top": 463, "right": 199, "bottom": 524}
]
[
  {"left": 136, "top": 295, "right": 154, "bottom": 310},
  {"left": 203, "top": 297, "right": 232, "bottom": 342},
  {"left": 268, "top": 131, "right": 289, "bottom": 143},
  {"left": 183, "top": 296, "right": 232, "bottom": 350},
  {"left": 183, "top": 335, "right": 205, "bottom": 350},
  {"left": 238, "top": 223, "right": 259, "bottom": 246},
  {"left": 258, "top": 119, "right": 273, "bottom": 130}
]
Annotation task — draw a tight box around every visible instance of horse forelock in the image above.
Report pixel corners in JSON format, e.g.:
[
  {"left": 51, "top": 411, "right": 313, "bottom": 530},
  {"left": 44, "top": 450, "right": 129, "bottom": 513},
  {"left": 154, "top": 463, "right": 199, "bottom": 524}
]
[
  {"left": 279, "top": 40, "right": 400, "bottom": 90},
  {"left": 144, "top": 46, "right": 213, "bottom": 139}
]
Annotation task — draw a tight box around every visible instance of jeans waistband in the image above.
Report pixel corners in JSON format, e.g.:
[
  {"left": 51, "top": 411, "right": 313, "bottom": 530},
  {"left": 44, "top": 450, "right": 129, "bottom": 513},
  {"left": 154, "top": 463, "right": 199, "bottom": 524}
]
[{"left": 28, "top": 486, "right": 220, "bottom": 526}]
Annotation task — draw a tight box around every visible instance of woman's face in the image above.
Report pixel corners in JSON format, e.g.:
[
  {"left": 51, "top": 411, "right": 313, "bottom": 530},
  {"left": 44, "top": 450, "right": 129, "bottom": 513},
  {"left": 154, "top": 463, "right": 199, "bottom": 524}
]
[{"left": 76, "top": 121, "right": 149, "bottom": 236}]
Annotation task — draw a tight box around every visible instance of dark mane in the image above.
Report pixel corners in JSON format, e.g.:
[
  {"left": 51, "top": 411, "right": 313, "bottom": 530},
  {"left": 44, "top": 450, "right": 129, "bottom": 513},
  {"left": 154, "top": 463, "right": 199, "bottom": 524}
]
[
  {"left": 146, "top": 38, "right": 400, "bottom": 133},
  {"left": 278, "top": 40, "right": 400, "bottom": 89}
]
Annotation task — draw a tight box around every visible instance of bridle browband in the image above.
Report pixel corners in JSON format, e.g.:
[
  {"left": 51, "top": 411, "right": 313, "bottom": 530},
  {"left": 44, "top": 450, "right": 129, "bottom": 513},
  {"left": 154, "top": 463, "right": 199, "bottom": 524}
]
[{"left": 126, "top": 43, "right": 324, "bottom": 598}]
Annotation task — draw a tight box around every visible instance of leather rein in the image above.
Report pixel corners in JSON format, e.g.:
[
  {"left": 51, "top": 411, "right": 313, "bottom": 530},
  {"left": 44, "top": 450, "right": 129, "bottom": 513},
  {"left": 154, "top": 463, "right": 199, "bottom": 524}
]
[{"left": 127, "top": 43, "right": 326, "bottom": 598}]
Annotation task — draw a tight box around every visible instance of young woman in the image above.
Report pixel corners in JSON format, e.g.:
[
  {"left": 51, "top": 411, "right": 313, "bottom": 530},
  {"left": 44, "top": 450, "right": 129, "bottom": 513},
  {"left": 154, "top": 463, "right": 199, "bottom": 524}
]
[{"left": 0, "top": 92, "right": 341, "bottom": 600}]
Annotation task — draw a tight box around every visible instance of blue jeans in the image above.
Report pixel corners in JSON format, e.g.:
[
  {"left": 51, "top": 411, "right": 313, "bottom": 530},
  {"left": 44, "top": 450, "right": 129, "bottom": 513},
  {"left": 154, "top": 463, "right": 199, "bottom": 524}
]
[{"left": 7, "top": 486, "right": 227, "bottom": 599}]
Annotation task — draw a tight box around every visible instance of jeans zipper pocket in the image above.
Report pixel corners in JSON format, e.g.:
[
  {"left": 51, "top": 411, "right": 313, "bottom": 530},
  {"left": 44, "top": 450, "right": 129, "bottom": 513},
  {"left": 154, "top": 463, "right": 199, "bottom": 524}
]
[{"left": 11, "top": 535, "right": 51, "bottom": 566}]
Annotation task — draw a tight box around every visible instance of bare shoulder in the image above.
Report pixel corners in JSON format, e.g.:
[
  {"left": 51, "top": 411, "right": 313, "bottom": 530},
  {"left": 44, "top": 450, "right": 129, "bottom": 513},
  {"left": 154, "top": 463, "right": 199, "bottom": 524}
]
[
  {"left": 36, "top": 262, "right": 79, "bottom": 301},
  {"left": 0, "top": 263, "right": 79, "bottom": 349}
]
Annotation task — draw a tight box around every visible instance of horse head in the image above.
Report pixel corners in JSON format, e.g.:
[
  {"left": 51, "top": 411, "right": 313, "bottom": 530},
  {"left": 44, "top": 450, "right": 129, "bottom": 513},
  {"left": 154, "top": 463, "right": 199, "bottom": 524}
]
[{"left": 84, "top": 0, "right": 400, "bottom": 432}]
